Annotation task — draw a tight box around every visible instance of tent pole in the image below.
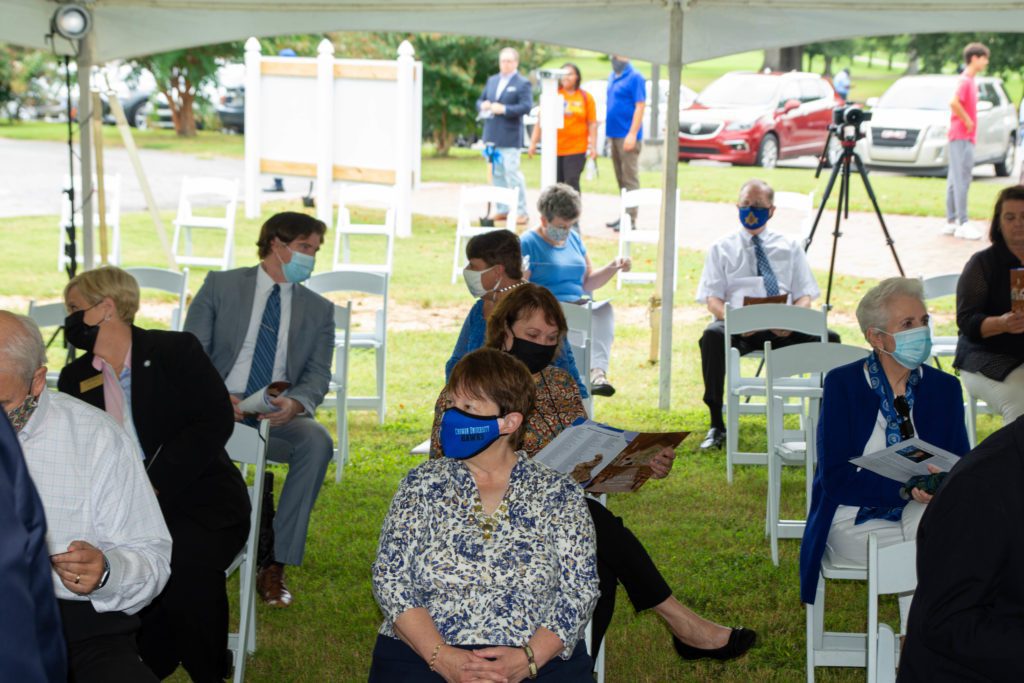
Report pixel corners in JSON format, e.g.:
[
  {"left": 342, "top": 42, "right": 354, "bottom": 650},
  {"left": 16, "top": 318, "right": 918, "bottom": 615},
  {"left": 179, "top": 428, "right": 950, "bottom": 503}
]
[
  {"left": 656, "top": 0, "right": 683, "bottom": 411},
  {"left": 77, "top": 32, "right": 95, "bottom": 271}
]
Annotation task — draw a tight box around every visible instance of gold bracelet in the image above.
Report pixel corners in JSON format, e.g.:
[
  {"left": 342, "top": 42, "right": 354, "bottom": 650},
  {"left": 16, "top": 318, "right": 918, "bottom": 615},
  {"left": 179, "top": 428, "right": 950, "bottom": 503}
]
[
  {"left": 428, "top": 642, "right": 444, "bottom": 671},
  {"left": 522, "top": 643, "right": 538, "bottom": 679}
]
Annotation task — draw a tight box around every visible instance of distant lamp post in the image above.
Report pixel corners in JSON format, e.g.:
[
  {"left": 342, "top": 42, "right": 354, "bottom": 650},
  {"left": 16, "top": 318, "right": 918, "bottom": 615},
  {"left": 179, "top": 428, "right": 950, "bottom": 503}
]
[{"left": 51, "top": 4, "right": 92, "bottom": 41}]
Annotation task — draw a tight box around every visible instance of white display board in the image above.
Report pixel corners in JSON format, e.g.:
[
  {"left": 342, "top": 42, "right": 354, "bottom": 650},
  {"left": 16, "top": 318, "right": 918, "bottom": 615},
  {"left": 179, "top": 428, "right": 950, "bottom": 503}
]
[{"left": 244, "top": 38, "right": 422, "bottom": 236}]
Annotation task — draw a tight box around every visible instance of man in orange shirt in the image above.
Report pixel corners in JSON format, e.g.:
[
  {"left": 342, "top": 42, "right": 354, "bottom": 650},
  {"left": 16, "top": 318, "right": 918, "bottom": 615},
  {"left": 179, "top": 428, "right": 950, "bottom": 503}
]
[{"left": 529, "top": 63, "right": 598, "bottom": 195}]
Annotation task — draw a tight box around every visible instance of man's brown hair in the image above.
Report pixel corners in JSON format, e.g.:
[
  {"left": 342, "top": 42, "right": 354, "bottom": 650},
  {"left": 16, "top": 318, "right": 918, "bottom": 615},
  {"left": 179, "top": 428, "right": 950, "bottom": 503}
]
[
  {"left": 446, "top": 348, "right": 535, "bottom": 447},
  {"left": 964, "top": 42, "right": 990, "bottom": 65},
  {"left": 256, "top": 212, "right": 327, "bottom": 259},
  {"left": 483, "top": 283, "right": 568, "bottom": 355},
  {"left": 465, "top": 230, "right": 523, "bottom": 279}
]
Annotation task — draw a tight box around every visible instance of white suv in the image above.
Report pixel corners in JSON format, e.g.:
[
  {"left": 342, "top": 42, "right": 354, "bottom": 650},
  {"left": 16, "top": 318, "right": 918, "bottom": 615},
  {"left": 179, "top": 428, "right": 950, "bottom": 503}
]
[{"left": 858, "top": 74, "right": 1018, "bottom": 176}]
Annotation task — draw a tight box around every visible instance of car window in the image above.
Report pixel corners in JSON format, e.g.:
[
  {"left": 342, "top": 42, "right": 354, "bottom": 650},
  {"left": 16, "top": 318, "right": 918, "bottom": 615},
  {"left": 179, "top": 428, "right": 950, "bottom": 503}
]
[
  {"left": 798, "top": 79, "right": 821, "bottom": 103},
  {"left": 877, "top": 78, "right": 956, "bottom": 110},
  {"left": 779, "top": 82, "right": 801, "bottom": 105},
  {"left": 978, "top": 83, "right": 1000, "bottom": 106},
  {"left": 696, "top": 74, "right": 779, "bottom": 107}
]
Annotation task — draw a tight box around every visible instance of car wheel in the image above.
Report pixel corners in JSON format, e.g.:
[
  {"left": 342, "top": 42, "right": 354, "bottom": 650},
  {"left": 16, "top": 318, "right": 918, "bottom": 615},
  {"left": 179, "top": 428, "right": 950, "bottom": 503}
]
[
  {"left": 756, "top": 134, "right": 779, "bottom": 169},
  {"left": 128, "top": 101, "right": 152, "bottom": 129},
  {"left": 994, "top": 136, "right": 1015, "bottom": 177}
]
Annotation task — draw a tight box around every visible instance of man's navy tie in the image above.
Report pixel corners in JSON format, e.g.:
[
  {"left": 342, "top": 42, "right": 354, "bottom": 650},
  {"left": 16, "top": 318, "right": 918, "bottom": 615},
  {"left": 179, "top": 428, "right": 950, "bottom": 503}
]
[
  {"left": 751, "top": 234, "right": 780, "bottom": 296},
  {"left": 243, "top": 284, "right": 280, "bottom": 426}
]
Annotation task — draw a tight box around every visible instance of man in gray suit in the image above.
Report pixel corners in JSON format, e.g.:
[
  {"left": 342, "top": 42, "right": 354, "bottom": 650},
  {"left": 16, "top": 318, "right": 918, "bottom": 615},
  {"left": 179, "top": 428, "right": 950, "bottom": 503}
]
[{"left": 184, "top": 212, "right": 334, "bottom": 607}]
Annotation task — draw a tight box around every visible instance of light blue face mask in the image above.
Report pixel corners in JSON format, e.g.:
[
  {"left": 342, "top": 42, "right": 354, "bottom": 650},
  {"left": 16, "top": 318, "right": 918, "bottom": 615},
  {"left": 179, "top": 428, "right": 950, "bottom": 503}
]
[
  {"left": 547, "top": 225, "right": 570, "bottom": 243},
  {"left": 878, "top": 326, "right": 932, "bottom": 370},
  {"left": 280, "top": 248, "right": 315, "bottom": 283}
]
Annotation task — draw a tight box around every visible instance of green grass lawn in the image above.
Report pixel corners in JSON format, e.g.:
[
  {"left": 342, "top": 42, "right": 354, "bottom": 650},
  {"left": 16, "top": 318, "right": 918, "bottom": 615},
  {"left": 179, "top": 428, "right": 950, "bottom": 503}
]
[{"left": 0, "top": 201, "right": 994, "bottom": 681}]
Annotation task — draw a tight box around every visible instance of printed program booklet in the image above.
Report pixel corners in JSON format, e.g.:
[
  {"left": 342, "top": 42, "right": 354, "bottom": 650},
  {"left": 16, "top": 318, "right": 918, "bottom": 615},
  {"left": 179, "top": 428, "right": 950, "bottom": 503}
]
[
  {"left": 1011, "top": 268, "right": 1024, "bottom": 313},
  {"left": 533, "top": 419, "right": 688, "bottom": 493},
  {"left": 238, "top": 381, "right": 291, "bottom": 415},
  {"left": 848, "top": 438, "right": 960, "bottom": 482}
]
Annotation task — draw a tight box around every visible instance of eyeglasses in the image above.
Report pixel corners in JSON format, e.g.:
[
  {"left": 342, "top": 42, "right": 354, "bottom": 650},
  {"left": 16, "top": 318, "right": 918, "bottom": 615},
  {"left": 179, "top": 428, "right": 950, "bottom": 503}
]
[{"left": 893, "top": 395, "right": 914, "bottom": 441}]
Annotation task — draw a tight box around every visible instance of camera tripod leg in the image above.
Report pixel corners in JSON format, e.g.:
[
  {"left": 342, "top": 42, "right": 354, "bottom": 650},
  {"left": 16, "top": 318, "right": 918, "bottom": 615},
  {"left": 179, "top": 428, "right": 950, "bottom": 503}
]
[
  {"left": 803, "top": 152, "right": 845, "bottom": 252},
  {"left": 852, "top": 153, "right": 905, "bottom": 276},
  {"left": 823, "top": 157, "right": 852, "bottom": 306}
]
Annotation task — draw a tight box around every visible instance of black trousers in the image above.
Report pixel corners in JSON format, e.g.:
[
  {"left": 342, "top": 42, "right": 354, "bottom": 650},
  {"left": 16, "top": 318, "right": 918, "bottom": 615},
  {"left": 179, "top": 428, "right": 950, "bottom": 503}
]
[
  {"left": 557, "top": 153, "right": 587, "bottom": 193},
  {"left": 59, "top": 600, "right": 158, "bottom": 683},
  {"left": 586, "top": 497, "right": 672, "bottom": 655},
  {"left": 137, "top": 513, "right": 249, "bottom": 682},
  {"left": 698, "top": 319, "right": 841, "bottom": 430}
]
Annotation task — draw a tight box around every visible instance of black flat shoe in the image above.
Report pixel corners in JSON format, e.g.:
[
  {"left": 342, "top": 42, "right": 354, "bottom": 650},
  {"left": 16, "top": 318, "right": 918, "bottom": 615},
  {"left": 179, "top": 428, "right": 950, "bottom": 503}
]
[
  {"left": 606, "top": 218, "right": 620, "bottom": 230},
  {"left": 673, "top": 627, "right": 756, "bottom": 662},
  {"left": 699, "top": 427, "right": 726, "bottom": 451}
]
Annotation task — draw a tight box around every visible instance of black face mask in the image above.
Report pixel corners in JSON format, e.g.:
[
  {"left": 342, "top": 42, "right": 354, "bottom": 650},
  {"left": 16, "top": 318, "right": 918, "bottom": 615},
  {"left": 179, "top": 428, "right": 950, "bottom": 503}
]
[
  {"left": 508, "top": 336, "right": 557, "bottom": 374},
  {"left": 64, "top": 308, "right": 101, "bottom": 352}
]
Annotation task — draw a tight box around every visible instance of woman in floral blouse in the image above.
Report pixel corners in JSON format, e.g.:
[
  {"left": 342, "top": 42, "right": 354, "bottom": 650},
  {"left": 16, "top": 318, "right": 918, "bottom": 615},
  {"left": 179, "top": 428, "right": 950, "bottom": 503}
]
[
  {"left": 430, "top": 284, "right": 757, "bottom": 665},
  {"left": 371, "top": 348, "right": 599, "bottom": 682}
]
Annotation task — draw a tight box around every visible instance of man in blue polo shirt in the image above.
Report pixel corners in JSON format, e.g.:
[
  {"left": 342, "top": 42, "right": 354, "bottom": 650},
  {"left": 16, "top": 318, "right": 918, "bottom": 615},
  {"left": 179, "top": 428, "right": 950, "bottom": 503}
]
[{"left": 605, "top": 55, "right": 646, "bottom": 231}]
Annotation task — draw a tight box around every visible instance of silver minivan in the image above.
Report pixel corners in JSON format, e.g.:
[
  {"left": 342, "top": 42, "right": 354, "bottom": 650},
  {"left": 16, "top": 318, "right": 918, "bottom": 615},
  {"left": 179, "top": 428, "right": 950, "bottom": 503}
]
[{"left": 857, "top": 74, "right": 1018, "bottom": 176}]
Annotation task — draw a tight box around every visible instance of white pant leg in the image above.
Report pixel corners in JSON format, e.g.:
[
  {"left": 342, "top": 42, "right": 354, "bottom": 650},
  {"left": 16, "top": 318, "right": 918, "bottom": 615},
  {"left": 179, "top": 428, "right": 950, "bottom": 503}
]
[
  {"left": 590, "top": 303, "right": 615, "bottom": 373},
  {"left": 961, "top": 366, "right": 1024, "bottom": 426}
]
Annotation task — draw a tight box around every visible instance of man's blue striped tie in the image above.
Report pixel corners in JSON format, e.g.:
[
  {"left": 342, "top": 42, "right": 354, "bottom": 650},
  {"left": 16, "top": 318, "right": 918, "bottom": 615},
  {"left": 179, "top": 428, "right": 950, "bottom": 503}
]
[
  {"left": 752, "top": 235, "right": 780, "bottom": 297},
  {"left": 245, "top": 283, "right": 281, "bottom": 399}
]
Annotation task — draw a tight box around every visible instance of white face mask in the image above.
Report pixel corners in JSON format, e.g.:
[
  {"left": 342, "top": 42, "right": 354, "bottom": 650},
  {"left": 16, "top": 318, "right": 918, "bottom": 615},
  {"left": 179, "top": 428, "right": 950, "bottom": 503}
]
[{"left": 463, "top": 264, "right": 498, "bottom": 298}]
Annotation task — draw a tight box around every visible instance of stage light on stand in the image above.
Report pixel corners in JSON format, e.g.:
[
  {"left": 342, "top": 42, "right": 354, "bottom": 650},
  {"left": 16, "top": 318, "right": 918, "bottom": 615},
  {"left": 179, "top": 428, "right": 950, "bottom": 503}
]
[{"left": 51, "top": 4, "right": 91, "bottom": 41}]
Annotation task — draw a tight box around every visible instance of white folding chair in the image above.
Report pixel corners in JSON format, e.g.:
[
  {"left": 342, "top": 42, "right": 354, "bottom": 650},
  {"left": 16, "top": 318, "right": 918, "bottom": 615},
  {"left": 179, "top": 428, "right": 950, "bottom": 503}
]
[
  {"left": 123, "top": 267, "right": 190, "bottom": 332},
  {"left": 333, "top": 184, "right": 397, "bottom": 274},
  {"left": 327, "top": 302, "right": 352, "bottom": 482},
  {"left": 764, "top": 341, "right": 869, "bottom": 565},
  {"left": 806, "top": 554, "right": 868, "bottom": 682},
  {"left": 724, "top": 303, "right": 828, "bottom": 483},
  {"left": 306, "top": 271, "right": 388, "bottom": 424},
  {"left": 450, "top": 185, "right": 518, "bottom": 283},
  {"left": 171, "top": 177, "right": 240, "bottom": 270},
  {"left": 559, "top": 300, "right": 594, "bottom": 418},
  {"left": 224, "top": 420, "right": 270, "bottom": 683},
  {"left": 616, "top": 188, "right": 680, "bottom": 289},
  {"left": 919, "top": 273, "right": 960, "bottom": 368},
  {"left": 773, "top": 190, "right": 815, "bottom": 243},
  {"left": 867, "top": 535, "right": 917, "bottom": 683},
  {"left": 58, "top": 174, "right": 122, "bottom": 271},
  {"left": 28, "top": 300, "right": 67, "bottom": 389}
]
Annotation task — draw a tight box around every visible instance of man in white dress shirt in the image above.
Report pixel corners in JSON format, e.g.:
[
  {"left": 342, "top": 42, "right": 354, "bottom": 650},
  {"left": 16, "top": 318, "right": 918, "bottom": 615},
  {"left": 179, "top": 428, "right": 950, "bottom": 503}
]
[
  {"left": 694, "top": 180, "right": 837, "bottom": 451},
  {"left": 0, "top": 311, "right": 171, "bottom": 682}
]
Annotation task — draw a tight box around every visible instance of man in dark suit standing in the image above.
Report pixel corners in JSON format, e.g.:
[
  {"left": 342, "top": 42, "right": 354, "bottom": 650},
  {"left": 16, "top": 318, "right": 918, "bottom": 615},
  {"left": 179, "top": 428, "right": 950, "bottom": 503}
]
[
  {"left": 477, "top": 47, "right": 533, "bottom": 227},
  {"left": 185, "top": 212, "right": 335, "bottom": 608}
]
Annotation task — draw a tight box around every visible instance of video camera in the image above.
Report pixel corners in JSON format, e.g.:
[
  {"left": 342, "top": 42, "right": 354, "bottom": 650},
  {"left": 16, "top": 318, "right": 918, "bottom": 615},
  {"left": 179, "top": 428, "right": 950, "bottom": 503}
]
[{"left": 830, "top": 105, "right": 872, "bottom": 141}]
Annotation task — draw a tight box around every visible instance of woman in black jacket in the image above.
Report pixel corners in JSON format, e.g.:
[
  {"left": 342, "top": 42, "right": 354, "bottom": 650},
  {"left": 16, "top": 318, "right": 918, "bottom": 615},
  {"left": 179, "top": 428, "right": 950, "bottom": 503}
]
[{"left": 59, "top": 266, "right": 250, "bottom": 682}]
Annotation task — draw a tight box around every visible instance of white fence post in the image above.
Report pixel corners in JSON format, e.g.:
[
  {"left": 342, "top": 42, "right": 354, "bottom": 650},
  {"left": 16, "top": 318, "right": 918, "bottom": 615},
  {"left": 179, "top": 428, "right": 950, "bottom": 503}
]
[
  {"left": 316, "top": 39, "right": 335, "bottom": 226},
  {"left": 539, "top": 70, "right": 565, "bottom": 192},
  {"left": 395, "top": 40, "right": 415, "bottom": 238},
  {"left": 244, "top": 37, "right": 262, "bottom": 219}
]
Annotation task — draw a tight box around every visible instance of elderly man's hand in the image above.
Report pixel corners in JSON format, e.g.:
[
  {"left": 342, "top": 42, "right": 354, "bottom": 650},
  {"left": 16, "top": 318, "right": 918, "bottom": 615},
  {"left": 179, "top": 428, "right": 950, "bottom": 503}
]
[
  {"left": 648, "top": 446, "right": 677, "bottom": 479},
  {"left": 263, "top": 396, "right": 303, "bottom": 427},
  {"left": 52, "top": 541, "right": 106, "bottom": 594}
]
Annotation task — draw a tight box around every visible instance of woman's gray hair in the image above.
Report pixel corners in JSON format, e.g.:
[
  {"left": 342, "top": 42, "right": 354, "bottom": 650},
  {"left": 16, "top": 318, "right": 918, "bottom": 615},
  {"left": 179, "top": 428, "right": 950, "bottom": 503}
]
[
  {"left": 0, "top": 312, "right": 47, "bottom": 386},
  {"left": 855, "top": 277, "right": 926, "bottom": 336},
  {"left": 537, "top": 183, "right": 581, "bottom": 223}
]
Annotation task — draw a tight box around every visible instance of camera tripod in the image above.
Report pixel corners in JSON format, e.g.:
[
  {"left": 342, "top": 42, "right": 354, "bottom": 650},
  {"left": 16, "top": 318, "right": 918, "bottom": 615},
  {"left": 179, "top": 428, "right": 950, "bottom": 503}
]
[{"left": 803, "top": 126, "right": 904, "bottom": 307}]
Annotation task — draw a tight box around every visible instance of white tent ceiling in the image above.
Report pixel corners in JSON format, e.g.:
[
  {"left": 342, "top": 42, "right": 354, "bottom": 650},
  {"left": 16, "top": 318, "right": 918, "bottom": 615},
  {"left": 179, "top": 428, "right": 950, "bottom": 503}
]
[{"left": 5, "top": 0, "right": 1024, "bottom": 65}]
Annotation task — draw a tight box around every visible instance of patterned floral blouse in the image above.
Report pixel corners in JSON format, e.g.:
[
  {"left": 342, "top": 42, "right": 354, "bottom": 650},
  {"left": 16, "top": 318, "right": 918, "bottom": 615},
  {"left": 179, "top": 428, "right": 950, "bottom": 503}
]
[
  {"left": 371, "top": 452, "right": 599, "bottom": 657},
  {"left": 430, "top": 366, "right": 587, "bottom": 458}
]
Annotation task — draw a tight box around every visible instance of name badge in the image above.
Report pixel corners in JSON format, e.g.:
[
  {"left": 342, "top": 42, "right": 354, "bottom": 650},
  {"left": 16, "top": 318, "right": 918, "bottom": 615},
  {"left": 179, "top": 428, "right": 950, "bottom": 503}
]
[
  {"left": 80, "top": 374, "right": 104, "bottom": 393},
  {"left": 507, "top": 86, "right": 517, "bottom": 92}
]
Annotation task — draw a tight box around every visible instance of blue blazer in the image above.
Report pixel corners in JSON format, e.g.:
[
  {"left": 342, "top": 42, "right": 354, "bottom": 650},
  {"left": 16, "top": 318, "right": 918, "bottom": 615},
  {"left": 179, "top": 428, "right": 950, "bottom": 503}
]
[
  {"left": 798, "top": 359, "right": 970, "bottom": 604},
  {"left": 476, "top": 72, "right": 533, "bottom": 148}
]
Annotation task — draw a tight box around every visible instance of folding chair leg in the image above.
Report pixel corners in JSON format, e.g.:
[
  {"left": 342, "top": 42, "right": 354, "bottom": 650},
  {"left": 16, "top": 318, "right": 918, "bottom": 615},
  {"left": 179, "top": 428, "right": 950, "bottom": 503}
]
[
  {"left": 376, "top": 345, "right": 386, "bottom": 425},
  {"left": 965, "top": 396, "right": 978, "bottom": 449}
]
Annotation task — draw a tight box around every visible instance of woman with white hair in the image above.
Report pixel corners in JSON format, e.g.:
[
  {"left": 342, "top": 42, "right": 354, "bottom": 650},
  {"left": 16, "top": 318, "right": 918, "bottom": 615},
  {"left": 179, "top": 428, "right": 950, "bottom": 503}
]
[{"left": 799, "top": 277, "right": 970, "bottom": 607}]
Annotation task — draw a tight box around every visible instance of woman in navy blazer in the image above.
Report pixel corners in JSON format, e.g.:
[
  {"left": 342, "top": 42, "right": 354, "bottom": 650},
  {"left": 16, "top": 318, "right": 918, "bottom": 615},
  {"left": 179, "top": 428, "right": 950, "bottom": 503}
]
[{"left": 799, "top": 278, "right": 970, "bottom": 606}]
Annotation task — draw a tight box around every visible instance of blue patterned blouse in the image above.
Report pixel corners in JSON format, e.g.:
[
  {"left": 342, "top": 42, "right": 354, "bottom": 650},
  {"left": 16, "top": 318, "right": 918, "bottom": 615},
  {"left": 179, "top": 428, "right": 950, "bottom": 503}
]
[
  {"left": 372, "top": 453, "right": 599, "bottom": 657},
  {"left": 445, "top": 299, "right": 589, "bottom": 398}
]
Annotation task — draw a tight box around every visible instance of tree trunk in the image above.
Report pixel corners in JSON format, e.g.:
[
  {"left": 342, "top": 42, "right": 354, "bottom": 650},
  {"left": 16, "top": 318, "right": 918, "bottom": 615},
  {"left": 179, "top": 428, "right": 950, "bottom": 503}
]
[
  {"left": 177, "top": 89, "right": 197, "bottom": 137},
  {"left": 433, "top": 110, "right": 451, "bottom": 156},
  {"left": 823, "top": 56, "right": 834, "bottom": 78},
  {"left": 904, "top": 50, "right": 920, "bottom": 75},
  {"left": 763, "top": 46, "right": 804, "bottom": 72}
]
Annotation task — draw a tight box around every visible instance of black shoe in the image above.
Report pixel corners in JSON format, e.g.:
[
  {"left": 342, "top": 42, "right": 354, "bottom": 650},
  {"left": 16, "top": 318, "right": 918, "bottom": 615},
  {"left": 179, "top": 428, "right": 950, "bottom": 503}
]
[
  {"left": 673, "top": 627, "right": 756, "bottom": 662},
  {"left": 590, "top": 370, "right": 616, "bottom": 397},
  {"left": 605, "top": 218, "right": 620, "bottom": 230},
  {"left": 699, "top": 427, "right": 726, "bottom": 451}
]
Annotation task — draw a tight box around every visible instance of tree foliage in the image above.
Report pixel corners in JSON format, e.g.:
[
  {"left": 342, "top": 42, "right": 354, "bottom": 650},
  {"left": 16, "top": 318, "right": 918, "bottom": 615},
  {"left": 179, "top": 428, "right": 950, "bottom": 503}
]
[{"left": 0, "top": 46, "right": 59, "bottom": 122}]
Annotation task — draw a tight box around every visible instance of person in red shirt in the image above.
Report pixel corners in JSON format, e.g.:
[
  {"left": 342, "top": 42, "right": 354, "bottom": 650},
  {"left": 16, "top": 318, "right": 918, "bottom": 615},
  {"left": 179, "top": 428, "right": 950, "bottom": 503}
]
[
  {"left": 943, "top": 42, "right": 990, "bottom": 241},
  {"left": 528, "top": 63, "right": 598, "bottom": 195}
]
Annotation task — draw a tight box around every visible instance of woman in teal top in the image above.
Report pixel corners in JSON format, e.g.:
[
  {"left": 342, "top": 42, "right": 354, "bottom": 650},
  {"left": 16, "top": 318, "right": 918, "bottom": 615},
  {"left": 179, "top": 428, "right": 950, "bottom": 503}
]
[{"left": 519, "top": 184, "right": 631, "bottom": 396}]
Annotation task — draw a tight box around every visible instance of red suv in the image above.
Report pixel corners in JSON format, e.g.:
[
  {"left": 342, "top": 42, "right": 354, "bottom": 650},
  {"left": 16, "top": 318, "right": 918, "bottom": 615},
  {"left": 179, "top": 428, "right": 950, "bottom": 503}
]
[{"left": 678, "top": 71, "right": 842, "bottom": 168}]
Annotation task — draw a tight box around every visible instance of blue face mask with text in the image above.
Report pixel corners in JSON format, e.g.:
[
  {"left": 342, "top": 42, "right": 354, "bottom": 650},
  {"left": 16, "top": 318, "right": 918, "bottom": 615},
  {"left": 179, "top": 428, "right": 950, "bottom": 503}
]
[
  {"left": 878, "top": 326, "right": 932, "bottom": 370},
  {"left": 738, "top": 206, "right": 771, "bottom": 230},
  {"left": 281, "top": 249, "right": 315, "bottom": 283},
  {"left": 439, "top": 407, "right": 503, "bottom": 459}
]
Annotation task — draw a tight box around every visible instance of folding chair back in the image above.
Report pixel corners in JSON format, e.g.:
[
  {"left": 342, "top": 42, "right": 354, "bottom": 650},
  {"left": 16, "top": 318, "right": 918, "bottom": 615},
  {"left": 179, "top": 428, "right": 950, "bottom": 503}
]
[
  {"left": 773, "top": 190, "right": 815, "bottom": 243},
  {"left": 451, "top": 185, "right": 519, "bottom": 283},
  {"left": 333, "top": 184, "right": 397, "bottom": 273},
  {"left": 764, "top": 341, "right": 869, "bottom": 564},
  {"left": 806, "top": 554, "right": 868, "bottom": 682},
  {"left": 919, "top": 273, "right": 959, "bottom": 364},
  {"left": 616, "top": 188, "right": 680, "bottom": 289},
  {"left": 123, "top": 267, "right": 190, "bottom": 331},
  {"left": 224, "top": 420, "right": 269, "bottom": 683},
  {"left": 327, "top": 302, "right": 352, "bottom": 482},
  {"left": 867, "top": 536, "right": 917, "bottom": 683},
  {"left": 306, "top": 271, "right": 388, "bottom": 424},
  {"left": 723, "top": 303, "right": 828, "bottom": 482},
  {"left": 172, "top": 176, "right": 239, "bottom": 270},
  {"left": 28, "top": 301, "right": 67, "bottom": 389},
  {"left": 58, "top": 174, "right": 123, "bottom": 270},
  {"left": 559, "top": 300, "right": 594, "bottom": 418}
]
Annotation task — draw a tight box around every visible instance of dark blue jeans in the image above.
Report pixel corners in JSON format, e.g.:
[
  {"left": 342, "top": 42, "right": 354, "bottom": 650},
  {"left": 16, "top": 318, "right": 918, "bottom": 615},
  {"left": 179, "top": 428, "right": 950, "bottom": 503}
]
[{"left": 368, "top": 634, "right": 593, "bottom": 682}]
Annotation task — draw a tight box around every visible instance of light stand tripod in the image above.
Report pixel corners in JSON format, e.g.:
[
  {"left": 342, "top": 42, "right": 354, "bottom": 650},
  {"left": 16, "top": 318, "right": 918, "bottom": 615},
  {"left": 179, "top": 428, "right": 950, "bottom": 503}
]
[{"left": 803, "top": 110, "right": 904, "bottom": 307}]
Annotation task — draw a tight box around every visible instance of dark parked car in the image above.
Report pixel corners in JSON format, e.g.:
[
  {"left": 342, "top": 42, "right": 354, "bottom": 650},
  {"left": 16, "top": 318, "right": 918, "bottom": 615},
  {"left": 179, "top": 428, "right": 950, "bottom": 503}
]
[
  {"left": 678, "top": 71, "right": 843, "bottom": 168},
  {"left": 216, "top": 86, "right": 244, "bottom": 133}
]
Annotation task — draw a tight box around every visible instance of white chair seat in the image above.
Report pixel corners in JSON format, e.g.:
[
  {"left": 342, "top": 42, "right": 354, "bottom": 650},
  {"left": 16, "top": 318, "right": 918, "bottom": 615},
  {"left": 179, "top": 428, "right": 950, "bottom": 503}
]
[{"left": 334, "top": 184, "right": 397, "bottom": 273}]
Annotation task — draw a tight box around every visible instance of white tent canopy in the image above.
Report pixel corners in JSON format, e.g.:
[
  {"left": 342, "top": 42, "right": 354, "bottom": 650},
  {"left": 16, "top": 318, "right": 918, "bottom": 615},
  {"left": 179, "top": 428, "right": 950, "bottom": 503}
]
[{"left": 6, "top": 0, "right": 1023, "bottom": 408}]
